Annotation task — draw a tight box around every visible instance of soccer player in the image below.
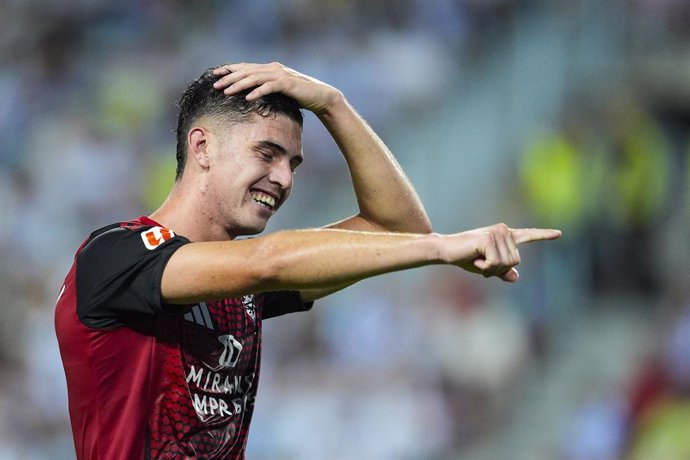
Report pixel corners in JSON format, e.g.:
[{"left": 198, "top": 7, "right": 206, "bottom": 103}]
[{"left": 55, "top": 62, "right": 560, "bottom": 459}]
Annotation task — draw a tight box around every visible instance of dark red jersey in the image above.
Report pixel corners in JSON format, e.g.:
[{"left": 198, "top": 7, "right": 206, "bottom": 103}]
[{"left": 55, "top": 217, "right": 311, "bottom": 459}]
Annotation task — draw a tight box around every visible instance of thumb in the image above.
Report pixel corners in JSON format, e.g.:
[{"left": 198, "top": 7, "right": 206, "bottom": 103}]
[{"left": 500, "top": 267, "right": 520, "bottom": 283}]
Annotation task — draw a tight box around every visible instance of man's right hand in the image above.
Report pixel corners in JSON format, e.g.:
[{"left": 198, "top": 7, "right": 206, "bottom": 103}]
[{"left": 442, "top": 224, "right": 561, "bottom": 282}]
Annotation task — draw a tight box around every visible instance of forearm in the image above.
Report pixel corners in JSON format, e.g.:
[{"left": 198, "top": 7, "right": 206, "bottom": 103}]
[
  {"left": 258, "top": 228, "right": 442, "bottom": 288},
  {"left": 162, "top": 228, "right": 445, "bottom": 305},
  {"left": 317, "top": 94, "right": 432, "bottom": 234}
]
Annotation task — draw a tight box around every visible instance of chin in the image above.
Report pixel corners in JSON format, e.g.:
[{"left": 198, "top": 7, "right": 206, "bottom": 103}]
[{"left": 235, "top": 222, "right": 268, "bottom": 237}]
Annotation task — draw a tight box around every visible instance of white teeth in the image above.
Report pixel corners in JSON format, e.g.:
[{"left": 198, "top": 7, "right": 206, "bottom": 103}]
[{"left": 252, "top": 192, "right": 276, "bottom": 209}]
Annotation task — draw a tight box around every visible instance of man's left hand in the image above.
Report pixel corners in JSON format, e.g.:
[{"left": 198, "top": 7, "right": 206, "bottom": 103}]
[{"left": 212, "top": 62, "right": 341, "bottom": 115}]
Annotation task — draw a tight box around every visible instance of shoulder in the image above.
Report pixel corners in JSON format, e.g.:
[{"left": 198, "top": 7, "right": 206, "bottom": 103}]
[
  {"left": 78, "top": 218, "right": 186, "bottom": 260},
  {"left": 74, "top": 218, "right": 191, "bottom": 328}
]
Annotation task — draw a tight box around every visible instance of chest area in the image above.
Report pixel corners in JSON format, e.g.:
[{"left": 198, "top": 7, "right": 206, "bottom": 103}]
[{"left": 176, "top": 295, "right": 262, "bottom": 372}]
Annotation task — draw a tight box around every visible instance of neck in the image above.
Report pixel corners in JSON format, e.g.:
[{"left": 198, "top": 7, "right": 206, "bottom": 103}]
[{"left": 149, "top": 181, "right": 237, "bottom": 242}]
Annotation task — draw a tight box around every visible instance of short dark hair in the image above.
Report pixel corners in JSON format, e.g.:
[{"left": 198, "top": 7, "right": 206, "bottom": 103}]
[{"left": 174, "top": 68, "right": 304, "bottom": 180}]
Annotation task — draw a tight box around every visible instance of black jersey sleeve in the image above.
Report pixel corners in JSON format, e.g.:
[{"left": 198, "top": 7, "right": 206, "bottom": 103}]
[
  {"left": 75, "top": 223, "right": 190, "bottom": 329},
  {"left": 262, "top": 291, "right": 314, "bottom": 320}
]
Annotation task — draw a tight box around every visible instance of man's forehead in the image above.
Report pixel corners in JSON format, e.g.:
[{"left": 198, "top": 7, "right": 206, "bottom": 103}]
[
  {"left": 244, "top": 114, "right": 303, "bottom": 154},
  {"left": 214, "top": 113, "right": 302, "bottom": 153}
]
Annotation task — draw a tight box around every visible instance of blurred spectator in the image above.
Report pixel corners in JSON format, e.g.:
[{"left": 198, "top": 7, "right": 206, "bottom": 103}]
[
  {"left": 626, "top": 299, "right": 690, "bottom": 459},
  {"left": 423, "top": 270, "right": 529, "bottom": 450},
  {"left": 560, "top": 395, "right": 628, "bottom": 460},
  {"left": 519, "top": 133, "right": 589, "bottom": 233},
  {"left": 590, "top": 95, "right": 670, "bottom": 296}
]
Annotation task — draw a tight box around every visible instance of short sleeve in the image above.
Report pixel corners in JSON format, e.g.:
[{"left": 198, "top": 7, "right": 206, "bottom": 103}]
[
  {"left": 75, "top": 224, "right": 190, "bottom": 328},
  {"left": 262, "top": 291, "right": 314, "bottom": 320}
]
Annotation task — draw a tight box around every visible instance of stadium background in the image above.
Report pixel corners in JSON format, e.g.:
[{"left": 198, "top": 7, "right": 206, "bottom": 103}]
[{"left": 1, "top": 0, "right": 689, "bottom": 458}]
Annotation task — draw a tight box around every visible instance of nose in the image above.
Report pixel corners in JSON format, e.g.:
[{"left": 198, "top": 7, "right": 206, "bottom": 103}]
[{"left": 267, "top": 159, "right": 293, "bottom": 191}]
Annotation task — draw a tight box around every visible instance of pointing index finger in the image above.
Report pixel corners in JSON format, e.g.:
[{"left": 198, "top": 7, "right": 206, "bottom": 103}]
[{"left": 511, "top": 228, "right": 562, "bottom": 245}]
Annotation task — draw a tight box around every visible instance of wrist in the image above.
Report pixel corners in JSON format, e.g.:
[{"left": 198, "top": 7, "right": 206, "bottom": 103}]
[
  {"left": 424, "top": 232, "right": 447, "bottom": 265},
  {"left": 314, "top": 89, "right": 348, "bottom": 120}
]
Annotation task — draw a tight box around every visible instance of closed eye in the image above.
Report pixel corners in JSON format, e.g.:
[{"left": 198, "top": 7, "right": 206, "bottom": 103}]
[
  {"left": 257, "top": 149, "right": 274, "bottom": 161},
  {"left": 255, "top": 139, "right": 303, "bottom": 172}
]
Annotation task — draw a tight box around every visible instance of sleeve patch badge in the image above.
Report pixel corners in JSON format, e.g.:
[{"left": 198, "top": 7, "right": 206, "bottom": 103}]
[{"left": 141, "top": 226, "right": 175, "bottom": 250}]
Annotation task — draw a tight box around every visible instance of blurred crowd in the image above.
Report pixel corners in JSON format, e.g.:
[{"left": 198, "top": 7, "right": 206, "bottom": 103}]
[{"left": 0, "top": 0, "right": 689, "bottom": 459}]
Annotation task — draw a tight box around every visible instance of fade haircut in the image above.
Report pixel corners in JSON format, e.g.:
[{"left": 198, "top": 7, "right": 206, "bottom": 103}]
[{"left": 174, "top": 68, "right": 304, "bottom": 180}]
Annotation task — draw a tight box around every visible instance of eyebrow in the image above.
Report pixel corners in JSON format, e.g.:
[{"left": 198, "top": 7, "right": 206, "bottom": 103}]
[
  {"left": 257, "top": 140, "right": 303, "bottom": 167},
  {"left": 257, "top": 140, "right": 287, "bottom": 155}
]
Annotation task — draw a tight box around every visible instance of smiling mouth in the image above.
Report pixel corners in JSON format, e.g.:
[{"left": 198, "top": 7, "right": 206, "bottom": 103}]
[{"left": 251, "top": 191, "right": 277, "bottom": 210}]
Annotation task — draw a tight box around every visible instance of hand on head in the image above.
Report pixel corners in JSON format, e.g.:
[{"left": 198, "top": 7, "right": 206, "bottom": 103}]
[{"left": 212, "top": 62, "right": 341, "bottom": 115}]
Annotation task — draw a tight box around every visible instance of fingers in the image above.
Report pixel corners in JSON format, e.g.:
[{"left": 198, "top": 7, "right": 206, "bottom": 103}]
[
  {"left": 471, "top": 225, "right": 519, "bottom": 281},
  {"left": 212, "top": 62, "right": 288, "bottom": 99},
  {"left": 472, "top": 257, "right": 519, "bottom": 283},
  {"left": 462, "top": 223, "right": 559, "bottom": 283},
  {"left": 496, "top": 226, "right": 519, "bottom": 267},
  {"left": 209, "top": 62, "right": 336, "bottom": 113},
  {"left": 486, "top": 224, "right": 521, "bottom": 268},
  {"left": 511, "top": 228, "right": 562, "bottom": 245},
  {"left": 212, "top": 62, "right": 274, "bottom": 79}
]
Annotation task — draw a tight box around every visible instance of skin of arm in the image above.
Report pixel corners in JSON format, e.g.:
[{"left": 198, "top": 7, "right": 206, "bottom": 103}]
[
  {"left": 315, "top": 94, "right": 432, "bottom": 234},
  {"left": 161, "top": 224, "right": 561, "bottom": 305}
]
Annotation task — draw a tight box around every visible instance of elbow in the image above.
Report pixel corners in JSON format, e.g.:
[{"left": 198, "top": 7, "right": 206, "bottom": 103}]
[
  {"left": 369, "top": 212, "right": 433, "bottom": 234},
  {"left": 381, "top": 218, "right": 433, "bottom": 235},
  {"left": 401, "top": 214, "right": 432, "bottom": 234},
  {"left": 416, "top": 217, "right": 433, "bottom": 235},
  {"left": 401, "top": 207, "right": 433, "bottom": 234}
]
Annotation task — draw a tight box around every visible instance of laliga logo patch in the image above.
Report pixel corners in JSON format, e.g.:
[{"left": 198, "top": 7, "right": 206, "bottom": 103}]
[{"left": 141, "top": 226, "right": 175, "bottom": 250}]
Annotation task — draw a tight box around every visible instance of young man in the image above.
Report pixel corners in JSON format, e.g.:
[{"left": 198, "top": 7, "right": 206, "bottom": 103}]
[{"left": 55, "top": 62, "right": 560, "bottom": 459}]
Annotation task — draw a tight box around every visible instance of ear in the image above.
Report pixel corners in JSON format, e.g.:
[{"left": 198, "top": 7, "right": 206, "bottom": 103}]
[{"left": 187, "top": 126, "right": 211, "bottom": 170}]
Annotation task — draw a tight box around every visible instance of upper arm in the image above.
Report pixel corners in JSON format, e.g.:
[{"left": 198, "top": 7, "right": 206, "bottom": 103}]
[
  {"left": 163, "top": 240, "right": 316, "bottom": 315},
  {"left": 76, "top": 225, "right": 190, "bottom": 327},
  {"left": 160, "top": 239, "right": 271, "bottom": 305}
]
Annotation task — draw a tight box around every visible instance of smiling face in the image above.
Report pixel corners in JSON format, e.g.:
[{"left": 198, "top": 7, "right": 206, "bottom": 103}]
[{"left": 201, "top": 113, "right": 303, "bottom": 238}]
